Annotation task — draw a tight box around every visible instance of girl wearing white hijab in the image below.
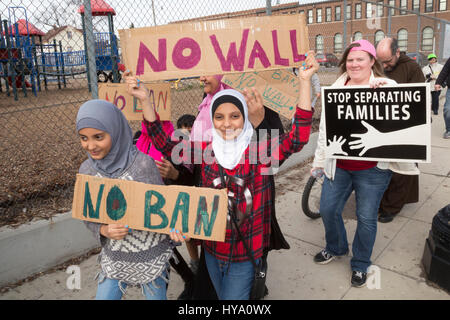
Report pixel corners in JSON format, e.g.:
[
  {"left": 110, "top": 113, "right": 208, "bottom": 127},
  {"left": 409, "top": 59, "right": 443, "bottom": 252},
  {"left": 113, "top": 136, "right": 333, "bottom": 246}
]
[
  {"left": 125, "top": 52, "right": 318, "bottom": 300},
  {"left": 76, "top": 99, "right": 174, "bottom": 300}
]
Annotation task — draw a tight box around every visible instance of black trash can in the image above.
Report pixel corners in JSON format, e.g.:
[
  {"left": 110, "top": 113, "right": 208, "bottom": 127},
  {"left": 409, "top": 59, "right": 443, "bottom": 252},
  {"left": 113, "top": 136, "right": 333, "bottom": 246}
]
[{"left": 422, "top": 204, "right": 450, "bottom": 292}]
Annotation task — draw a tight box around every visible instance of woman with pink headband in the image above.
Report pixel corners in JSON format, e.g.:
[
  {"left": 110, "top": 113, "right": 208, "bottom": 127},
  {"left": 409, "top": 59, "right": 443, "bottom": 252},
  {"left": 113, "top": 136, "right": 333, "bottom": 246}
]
[{"left": 311, "top": 39, "right": 417, "bottom": 287}]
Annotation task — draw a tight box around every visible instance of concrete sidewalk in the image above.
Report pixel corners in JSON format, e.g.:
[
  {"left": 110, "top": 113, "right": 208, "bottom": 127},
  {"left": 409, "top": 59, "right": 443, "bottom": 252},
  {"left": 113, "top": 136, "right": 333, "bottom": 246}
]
[{"left": 1, "top": 98, "right": 449, "bottom": 300}]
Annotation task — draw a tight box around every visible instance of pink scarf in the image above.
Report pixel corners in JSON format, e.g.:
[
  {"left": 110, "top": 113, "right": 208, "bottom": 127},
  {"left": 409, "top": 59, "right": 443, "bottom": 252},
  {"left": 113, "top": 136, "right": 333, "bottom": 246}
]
[{"left": 190, "top": 75, "right": 231, "bottom": 142}]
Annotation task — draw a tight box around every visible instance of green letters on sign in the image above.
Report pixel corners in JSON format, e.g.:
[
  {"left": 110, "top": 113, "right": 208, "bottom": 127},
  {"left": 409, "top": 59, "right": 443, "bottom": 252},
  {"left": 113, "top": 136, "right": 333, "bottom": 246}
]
[
  {"left": 144, "top": 190, "right": 169, "bottom": 229},
  {"left": 83, "top": 182, "right": 104, "bottom": 219},
  {"left": 106, "top": 185, "right": 127, "bottom": 221},
  {"left": 169, "top": 192, "right": 190, "bottom": 233},
  {"left": 194, "top": 195, "right": 219, "bottom": 237}
]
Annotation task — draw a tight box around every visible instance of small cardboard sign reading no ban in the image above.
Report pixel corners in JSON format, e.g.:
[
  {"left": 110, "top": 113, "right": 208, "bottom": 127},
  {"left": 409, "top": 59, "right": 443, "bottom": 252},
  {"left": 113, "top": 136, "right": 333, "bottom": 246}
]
[{"left": 72, "top": 174, "right": 228, "bottom": 241}]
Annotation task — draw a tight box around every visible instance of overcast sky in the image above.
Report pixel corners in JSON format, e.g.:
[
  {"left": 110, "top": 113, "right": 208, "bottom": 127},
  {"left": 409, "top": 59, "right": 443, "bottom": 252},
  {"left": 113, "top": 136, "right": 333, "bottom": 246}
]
[{"left": 0, "top": 0, "right": 329, "bottom": 33}]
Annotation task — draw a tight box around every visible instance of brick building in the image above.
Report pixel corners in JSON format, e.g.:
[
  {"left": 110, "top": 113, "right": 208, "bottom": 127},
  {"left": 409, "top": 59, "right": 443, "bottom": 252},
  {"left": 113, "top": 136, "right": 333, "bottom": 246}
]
[{"left": 182, "top": 0, "right": 450, "bottom": 59}]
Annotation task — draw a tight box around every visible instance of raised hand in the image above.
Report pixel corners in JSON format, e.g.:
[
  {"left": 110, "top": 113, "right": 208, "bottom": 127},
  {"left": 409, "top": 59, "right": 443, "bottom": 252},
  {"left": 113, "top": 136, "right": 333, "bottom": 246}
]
[
  {"left": 326, "top": 135, "right": 348, "bottom": 157},
  {"left": 298, "top": 50, "right": 319, "bottom": 81},
  {"left": 243, "top": 87, "right": 265, "bottom": 127}
]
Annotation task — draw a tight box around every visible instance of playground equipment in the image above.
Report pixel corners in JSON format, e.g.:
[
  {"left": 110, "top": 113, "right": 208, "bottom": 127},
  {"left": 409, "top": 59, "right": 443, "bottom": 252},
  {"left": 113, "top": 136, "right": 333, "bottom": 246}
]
[
  {"left": 0, "top": 8, "right": 42, "bottom": 100},
  {"left": 1, "top": 1, "right": 122, "bottom": 100},
  {"left": 78, "top": 0, "right": 122, "bottom": 85}
]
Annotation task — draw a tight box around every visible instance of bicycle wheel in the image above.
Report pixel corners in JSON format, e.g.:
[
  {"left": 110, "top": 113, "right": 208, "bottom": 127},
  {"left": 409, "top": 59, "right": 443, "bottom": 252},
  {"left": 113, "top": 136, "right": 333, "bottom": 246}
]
[{"left": 301, "top": 175, "right": 324, "bottom": 219}]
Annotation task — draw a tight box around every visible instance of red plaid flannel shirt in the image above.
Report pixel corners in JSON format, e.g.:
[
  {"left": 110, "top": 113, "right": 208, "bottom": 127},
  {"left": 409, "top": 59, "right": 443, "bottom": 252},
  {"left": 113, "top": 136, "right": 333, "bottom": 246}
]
[{"left": 144, "top": 107, "right": 312, "bottom": 262}]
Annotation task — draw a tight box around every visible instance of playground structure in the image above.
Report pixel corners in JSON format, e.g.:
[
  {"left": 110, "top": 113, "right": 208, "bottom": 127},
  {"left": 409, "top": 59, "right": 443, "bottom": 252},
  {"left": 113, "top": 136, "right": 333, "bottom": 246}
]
[{"left": 0, "top": 1, "right": 122, "bottom": 101}]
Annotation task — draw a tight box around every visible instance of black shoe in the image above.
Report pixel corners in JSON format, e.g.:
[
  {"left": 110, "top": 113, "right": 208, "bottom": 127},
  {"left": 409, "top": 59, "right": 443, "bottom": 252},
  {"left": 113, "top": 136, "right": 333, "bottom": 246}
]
[
  {"left": 314, "top": 249, "right": 335, "bottom": 264},
  {"left": 434, "top": 111, "right": 438, "bottom": 115},
  {"left": 351, "top": 271, "right": 367, "bottom": 288},
  {"left": 378, "top": 211, "right": 395, "bottom": 223}
]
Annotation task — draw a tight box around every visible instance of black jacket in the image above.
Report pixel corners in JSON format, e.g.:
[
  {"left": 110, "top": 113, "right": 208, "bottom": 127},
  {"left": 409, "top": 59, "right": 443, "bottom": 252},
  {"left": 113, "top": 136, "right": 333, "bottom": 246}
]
[{"left": 436, "top": 58, "right": 450, "bottom": 87}]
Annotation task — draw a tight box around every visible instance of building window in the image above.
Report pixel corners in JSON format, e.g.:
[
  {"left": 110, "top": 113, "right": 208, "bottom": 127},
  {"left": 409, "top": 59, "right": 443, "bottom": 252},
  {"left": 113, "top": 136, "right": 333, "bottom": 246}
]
[
  {"left": 439, "top": 0, "right": 447, "bottom": 11},
  {"left": 315, "top": 35, "right": 324, "bottom": 53},
  {"left": 400, "top": 0, "right": 407, "bottom": 14},
  {"left": 397, "top": 28, "right": 408, "bottom": 51},
  {"left": 375, "top": 30, "right": 385, "bottom": 45},
  {"left": 389, "top": 0, "right": 396, "bottom": 16},
  {"left": 366, "top": 3, "right": 373, "bottom": 18},
  {"left": 356, "top": 3, "right": 362, "bottom": 19},
  {"left": 413, "top": 0, "right": 420, "bottom": 12},
  {"left": 334, "top": 33, "right": 343, "bottom": 53},
  {"left": 67, "top": 31, "right": 72, "bottom": 39},
  {"left": 422, "top": 27, "right": 434, "bottom": 51},
  {"left": 326, "top": 7, "right": 332, "bottom": 22},
  {"left": 377, "top": 1, "right": 384, "bottom": 17},
  {"left": 346, "top": 4, "right": 352, "bottom": 19},
  {"left": 308, "top": 9, "right": 313, "bottom": 24},
  {"left": 317, "top": 8, "right": 322, "bottom": 23},
  {"left": 354, "top": 31, "right": 363, "bottom": 41},
  {"left": 335, "top": 6, "right": 341, "bottom": 21},
  {"left": 426, "top": 0, "right": 434, "bottom": 12},
  {"left": 299, "top": 10, "right": 304, "bottom": 15},
  {"left": 290, "top": 11, "right": 296, "bottom": 14}
]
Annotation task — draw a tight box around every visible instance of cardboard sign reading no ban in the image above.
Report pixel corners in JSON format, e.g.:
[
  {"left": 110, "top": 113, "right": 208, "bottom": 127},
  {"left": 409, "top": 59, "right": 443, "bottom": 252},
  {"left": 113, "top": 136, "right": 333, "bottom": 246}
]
[
  {"left": 72, "top": 174, "right": 228, "bottom": 241},
  {"left": 98, "top": 83, "right": 171, "bottom": 121}
]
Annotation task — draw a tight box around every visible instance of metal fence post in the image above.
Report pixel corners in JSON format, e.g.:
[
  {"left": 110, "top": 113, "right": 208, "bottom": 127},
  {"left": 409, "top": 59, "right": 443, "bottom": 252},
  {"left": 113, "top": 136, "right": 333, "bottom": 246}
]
[
  {"left": 83, "top": 0, "right": 98, "bottom": 99},
  {"left": 266, "top": 0, "right": 272, "bottom": 16},
  {"left": 343, "top": 0, "right": 347, "bottom": 49}
]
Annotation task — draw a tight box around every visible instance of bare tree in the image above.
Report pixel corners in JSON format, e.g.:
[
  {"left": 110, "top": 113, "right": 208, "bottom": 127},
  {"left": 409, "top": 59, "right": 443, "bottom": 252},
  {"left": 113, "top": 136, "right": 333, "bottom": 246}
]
[{"left": 32, "top": 0, "right": 83, "bottom": 31}]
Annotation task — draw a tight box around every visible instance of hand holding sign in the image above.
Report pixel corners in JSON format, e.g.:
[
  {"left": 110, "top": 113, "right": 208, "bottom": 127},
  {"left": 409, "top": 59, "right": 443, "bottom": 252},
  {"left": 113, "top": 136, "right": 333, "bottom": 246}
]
[
  {"left": 124, "top": 71, "right": 158, "bottom": 122},
  {"left": 326, "top": 135, "right": 348, "bottom": 157},
  {"left": 349, "top": 121, "right": 383, "bottom": 156},
  {"left": 298, "top": 50, "right": 319, "bottom": 81}
]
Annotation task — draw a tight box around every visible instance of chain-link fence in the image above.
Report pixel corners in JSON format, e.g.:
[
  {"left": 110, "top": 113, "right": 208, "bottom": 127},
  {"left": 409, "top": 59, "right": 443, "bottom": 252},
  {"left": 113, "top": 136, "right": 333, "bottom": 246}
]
[{"left": 1, "top": 0, "right": 449, "bottom": 228}]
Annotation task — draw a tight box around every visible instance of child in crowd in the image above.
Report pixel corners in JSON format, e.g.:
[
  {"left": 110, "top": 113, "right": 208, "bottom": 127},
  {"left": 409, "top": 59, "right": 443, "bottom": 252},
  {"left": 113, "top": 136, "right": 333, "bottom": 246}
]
[
  {"left": 123, "top": 51, "right": 317, "bottom": 299},
  {"left": 76, "top": 99, "right": 174, "bottom": 300}
]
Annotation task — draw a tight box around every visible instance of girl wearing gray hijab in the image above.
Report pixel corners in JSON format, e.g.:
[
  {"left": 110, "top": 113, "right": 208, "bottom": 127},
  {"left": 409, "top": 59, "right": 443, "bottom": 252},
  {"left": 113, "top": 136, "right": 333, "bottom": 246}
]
[{"left": 76, "top": 99, "right": 174, "bottom": 300}]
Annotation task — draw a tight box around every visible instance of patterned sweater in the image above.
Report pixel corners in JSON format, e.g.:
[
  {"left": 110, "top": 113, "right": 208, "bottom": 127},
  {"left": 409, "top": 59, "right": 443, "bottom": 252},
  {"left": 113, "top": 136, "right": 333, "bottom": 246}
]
[{"left": 79, "top": 151, "right": 174, "bottom": 290}]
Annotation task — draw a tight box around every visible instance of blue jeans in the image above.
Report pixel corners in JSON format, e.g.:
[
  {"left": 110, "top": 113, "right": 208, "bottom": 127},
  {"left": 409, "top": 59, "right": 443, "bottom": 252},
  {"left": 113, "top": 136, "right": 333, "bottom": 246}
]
[
  {"left": 204, "top": 250, "right": 259, "bottom": 300},
  {"left": 319, "top": 167, "right": 392, "bottom": 272},
  {"left": 444, "top": 88, "right": 450, "bottom": 132},
  {"left": 95, "top": 270, "right": 168, "bottom": 300}
]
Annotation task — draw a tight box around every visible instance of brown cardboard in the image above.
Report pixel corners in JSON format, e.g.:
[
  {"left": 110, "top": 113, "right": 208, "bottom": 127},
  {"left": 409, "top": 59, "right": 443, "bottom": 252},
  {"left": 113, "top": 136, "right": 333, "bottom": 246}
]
[
  {"left": 222, "top": 69, "right": 300, "bottom": 119},
  {"left": 72, "top": 174, "right": 228, "bottom": 241},
  {"left": 98, "top": 83, "right": 171, "bottom": 121},
  {"left": 119, "top": 13, "right": 309, "bottom": 81}
]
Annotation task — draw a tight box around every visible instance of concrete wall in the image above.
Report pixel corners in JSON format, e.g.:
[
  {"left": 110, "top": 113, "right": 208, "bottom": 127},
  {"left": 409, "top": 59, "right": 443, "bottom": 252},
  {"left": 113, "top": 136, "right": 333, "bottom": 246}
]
[{"left": 0, "top": 212, "right": 98, "bottom": 288}]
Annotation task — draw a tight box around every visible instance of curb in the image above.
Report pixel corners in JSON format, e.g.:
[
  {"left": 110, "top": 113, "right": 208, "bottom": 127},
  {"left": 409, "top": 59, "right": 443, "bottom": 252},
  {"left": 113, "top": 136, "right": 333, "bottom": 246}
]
[{"left": 0, "top": 212, "right": 98, "bottom": 288}]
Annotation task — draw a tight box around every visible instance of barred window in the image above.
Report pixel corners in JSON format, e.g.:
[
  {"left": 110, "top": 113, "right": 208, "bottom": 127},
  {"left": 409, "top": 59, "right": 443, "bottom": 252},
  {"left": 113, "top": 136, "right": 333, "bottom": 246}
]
[
  {"left": 400, "top": 0, "right": 407, "bottom": 14},
  {"left": 439, "top": 0, "right": 447, "bottom": 11},
  {"left": 353, "top": 31, "right": 363, "bottom": 41},
  {"left": 316, "top": 8, "right": 322, "bottom": 23},
  {"left": 316, "top": 35, "right": 324, "bottom": 53},
  {"left": 356, "top": 3, "right": 362, "bottom": 19},
  {"left": 326, "top": 7, "right": 332, "bottom": 22},
  {"left": 426, "top": 0, "right": 434, "bottom": 12},
  {"left": 397, "top": 28, "right": 408, "bottom": 51},
  {"left": 334, "top": 33, "right": 343, "bottom": 53},
  {"left": 335, "top": 6, "right": 341, "bottom": 21},
  {"left": 413, "top": 0, "right": 420, "bottom": 12},
  {"left": 346, "top": 4, "right": 352, "bottom": 19},
  {"left": 422, "top": 27, "right": 434, "bottom": 51},
  {"left": 389, "top": 0, "right": 396, "bottom": 16},
  {"left": 375, "top": 30, "right": 385, "bottom": 45},
  {"left": 308, "top": 9, "right": 313, "bottom": 24}
]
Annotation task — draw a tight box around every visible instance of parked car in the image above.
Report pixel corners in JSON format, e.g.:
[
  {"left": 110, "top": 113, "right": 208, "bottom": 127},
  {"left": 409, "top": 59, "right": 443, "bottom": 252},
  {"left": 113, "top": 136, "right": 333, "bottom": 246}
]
[
  {"left": 315, "top": 53, "right": 339, "bottom": 67},
  {"left": 406, "top": 52, "right": 427, "bottom": 67}
]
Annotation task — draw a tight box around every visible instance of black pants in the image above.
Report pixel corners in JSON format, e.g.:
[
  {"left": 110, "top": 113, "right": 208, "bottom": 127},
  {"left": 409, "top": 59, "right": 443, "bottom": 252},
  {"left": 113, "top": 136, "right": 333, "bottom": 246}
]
[{"left": 432, "top": 90, "right": 441, "bottom": 114}]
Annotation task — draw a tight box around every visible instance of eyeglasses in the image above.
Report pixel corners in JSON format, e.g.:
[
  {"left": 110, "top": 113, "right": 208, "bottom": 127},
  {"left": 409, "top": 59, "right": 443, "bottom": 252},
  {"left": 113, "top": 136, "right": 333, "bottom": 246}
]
[{"left": 379, "top": 55, "right": 395, "bottom": 64}]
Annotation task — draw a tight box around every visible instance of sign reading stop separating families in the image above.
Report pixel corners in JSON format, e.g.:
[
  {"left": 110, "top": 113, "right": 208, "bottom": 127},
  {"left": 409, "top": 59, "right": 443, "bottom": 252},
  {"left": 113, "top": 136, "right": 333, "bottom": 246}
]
[
  {"left": 119, "top": 14, "right": 309, "bottom": 81},
  {"left": 72, "top": 174, "right": 228, "bottom": 241},
  {"left": 322, "top": 83, "right": 431, "bottom": 163}
]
